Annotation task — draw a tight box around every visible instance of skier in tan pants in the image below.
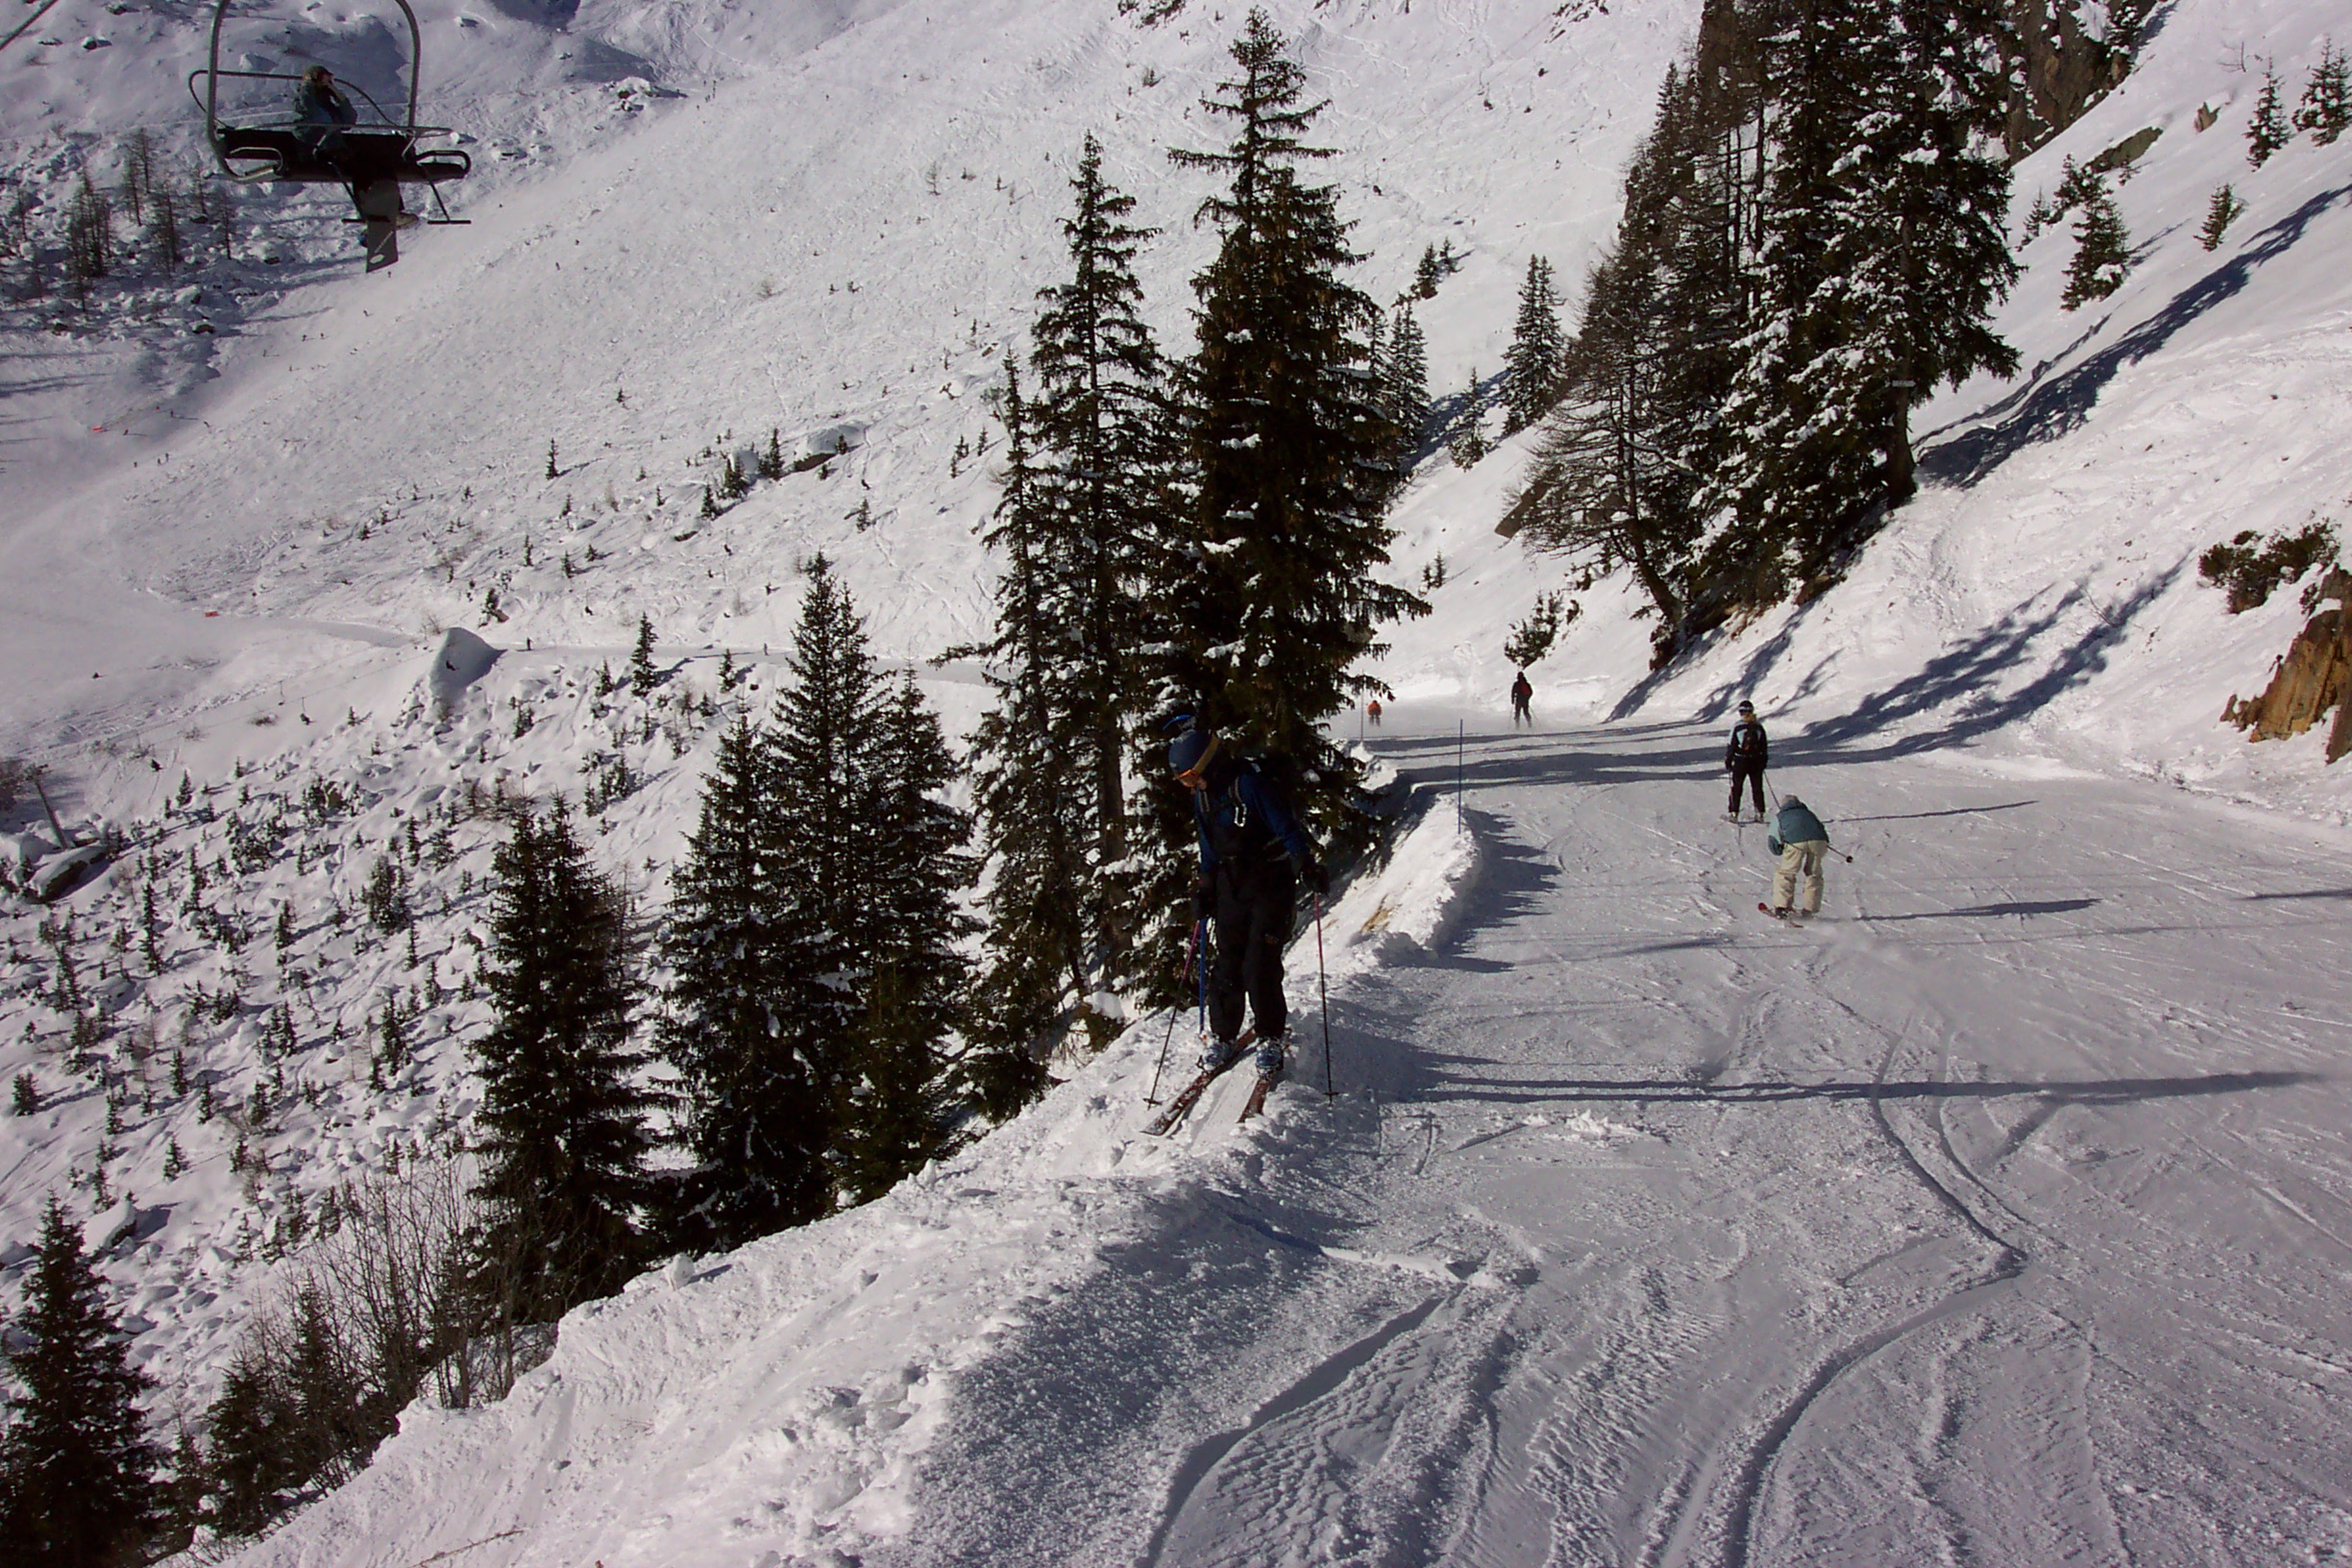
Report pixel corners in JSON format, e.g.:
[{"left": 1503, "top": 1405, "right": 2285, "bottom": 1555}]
[{"left": 1766, "top": 796, "right": 1832, "bottom": 919}]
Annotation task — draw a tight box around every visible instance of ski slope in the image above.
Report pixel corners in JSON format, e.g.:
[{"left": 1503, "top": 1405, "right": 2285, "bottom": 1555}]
[
  {"left": 3, "top": 0, "right": 2352, "bottom": 1560},
  {"left": 218, "top": 717, "right": 2352, "bottom": 1567}
]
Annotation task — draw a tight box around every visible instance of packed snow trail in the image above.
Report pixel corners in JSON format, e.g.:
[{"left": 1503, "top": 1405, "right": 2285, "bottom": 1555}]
[{"left": 878, "top": 719, "right": 2352, "bottom": 1568}]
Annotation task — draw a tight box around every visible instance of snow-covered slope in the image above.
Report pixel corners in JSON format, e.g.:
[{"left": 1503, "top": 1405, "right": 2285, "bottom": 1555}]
[
  {"left": 1373, "top": 0, "right": 2352, "bottom": 822},
  {"left": 6, "top": 0, "right": 2352, "bottom": 1560}
]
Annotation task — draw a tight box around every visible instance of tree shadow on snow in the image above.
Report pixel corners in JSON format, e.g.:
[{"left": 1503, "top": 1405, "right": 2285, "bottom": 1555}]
[
  {"left": 1368, "top": 726, "right": 1725, "bottom": 796},
  {"left": 1776, "top": 569, "right": 2178, "bottom": 767},
  {"left": 1920, "top": 180, "right": 2352, "bottom": 488},
  {"left": 1854, "top": 897, "right": 2097, "bottom": 922},
  {"left": 1407, "top": 1064, "right": 2321, "bottom": 1110},
  {"left": 1837, "top": 799, "right": 2037, "bottom": 822}
]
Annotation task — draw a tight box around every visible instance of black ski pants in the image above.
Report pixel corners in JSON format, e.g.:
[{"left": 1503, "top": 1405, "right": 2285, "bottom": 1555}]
[
  {"left": 1728, "top": 761, "right": 1766, "bottom": 816},
  {"left": 1210, "top": 858, "right": 1296, "bottom": 1044}
]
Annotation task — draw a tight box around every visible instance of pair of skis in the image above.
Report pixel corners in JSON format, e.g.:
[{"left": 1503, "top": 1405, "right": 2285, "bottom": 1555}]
[{"left": 1145, "top": 1029, "right": 1283, "bottom": 1137}]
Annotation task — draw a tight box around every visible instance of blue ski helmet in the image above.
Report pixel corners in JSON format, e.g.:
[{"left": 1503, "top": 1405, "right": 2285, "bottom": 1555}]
[{"left": 1168, "top": 725, "right": 1216, "bottom": 775}]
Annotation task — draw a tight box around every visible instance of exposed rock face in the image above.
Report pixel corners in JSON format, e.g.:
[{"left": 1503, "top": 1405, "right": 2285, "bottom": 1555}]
[
  {"left": 2000, "top": 0, "right": 2133, "bottom": 159},
  {"left": 2221, "top": 571, "right": 2352, "bottom": 762}
]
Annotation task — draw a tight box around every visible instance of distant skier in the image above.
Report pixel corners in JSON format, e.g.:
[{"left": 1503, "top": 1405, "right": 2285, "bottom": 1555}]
[
  {"left": 1510, "top": 672, "right": 1533, "bottom": 727},
  {"left": 1169, "top": 721, "right": 1329, "bottom": 1078},
  {"left": 1366, "top": 698, "right": 1383, "bottom": 728},
  {"left": 1765, "top": 795, "right": 1832, "bottom": 919},
  {"left": 1725, "top": 699, "right": 1768, "bottom": 821}
]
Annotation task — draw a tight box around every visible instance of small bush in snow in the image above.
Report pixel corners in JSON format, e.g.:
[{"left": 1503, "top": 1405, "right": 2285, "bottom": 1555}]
[{"left": 2199, "top": 523, "right": 2340, "bottom": 614}]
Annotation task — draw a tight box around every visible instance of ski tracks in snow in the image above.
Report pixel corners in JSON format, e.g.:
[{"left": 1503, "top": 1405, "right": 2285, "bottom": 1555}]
[{"left": 870, "top": 723, "right": 2352, "bottom": 1567}]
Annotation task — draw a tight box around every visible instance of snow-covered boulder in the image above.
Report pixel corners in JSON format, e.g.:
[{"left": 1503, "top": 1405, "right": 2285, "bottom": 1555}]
[{"left": 426, "top": 627, "right": 501, "bottom": 718}]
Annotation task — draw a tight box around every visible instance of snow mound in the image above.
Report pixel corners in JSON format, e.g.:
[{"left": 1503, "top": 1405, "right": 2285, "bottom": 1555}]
[{"left": 424, "top": 626, "right": 501, "bottom": 718}]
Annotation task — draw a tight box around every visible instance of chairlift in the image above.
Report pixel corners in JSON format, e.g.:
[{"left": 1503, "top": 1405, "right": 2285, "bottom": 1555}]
[{"left": 189, "top": 0, "right": 469, "bottom": 270}]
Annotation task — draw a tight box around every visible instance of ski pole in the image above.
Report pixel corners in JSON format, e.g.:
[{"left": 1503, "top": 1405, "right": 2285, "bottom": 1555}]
[
  {"left": 1145, "top": 919, "right": 1199, "bottom": 1104},
  {"left": 1315, "top": 892, "right": 1332, "bottom": 1100}
]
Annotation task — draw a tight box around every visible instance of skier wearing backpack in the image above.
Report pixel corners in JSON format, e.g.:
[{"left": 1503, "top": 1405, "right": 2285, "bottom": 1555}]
[
  {"left": 1169, "top": 722, "right": 1330, "bottom": 1077},
  {"left": 1510, "top": 672, "right": 1533, "bottom": 727},
  {"left": 1725, "top": 699, "right": 1769, "bottom": 821},
  {"left": 1765, "top": 795, "right": 1832, "bottom": 919}
]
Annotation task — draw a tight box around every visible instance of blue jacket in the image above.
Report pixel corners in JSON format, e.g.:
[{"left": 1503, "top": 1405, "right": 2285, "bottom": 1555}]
[
  {"left": 1192, "top": 760, "right": 1312, "bottom": 875},
  {"left": 1768, "top": 799, "right": 1827, "bottom": 852}
]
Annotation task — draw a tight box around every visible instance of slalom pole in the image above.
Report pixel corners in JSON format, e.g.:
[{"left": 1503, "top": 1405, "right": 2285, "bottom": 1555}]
[
  {"left": 1145, "top": 919, "right": 1199, "bottom": 1104},
  {"left": 1315, "top": 892, "right": 1332, "bottom": 1099}
]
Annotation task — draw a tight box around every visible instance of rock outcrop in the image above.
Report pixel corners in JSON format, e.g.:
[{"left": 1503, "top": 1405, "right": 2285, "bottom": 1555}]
[{"left": 2221, "top": 570, "right": 2352, "bottom": 761}]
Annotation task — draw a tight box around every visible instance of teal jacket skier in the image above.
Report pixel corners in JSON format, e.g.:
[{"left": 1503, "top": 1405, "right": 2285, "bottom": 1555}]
[{"left": 1766, "top": 796, "right": 1831, "bottom": 918}]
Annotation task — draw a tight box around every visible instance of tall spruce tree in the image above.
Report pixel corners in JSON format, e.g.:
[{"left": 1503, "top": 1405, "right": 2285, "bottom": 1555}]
[
  {"left": 830, "top": 677, "right": 978, "bottom": 1200},
  {"left": 959, "top": 370, "right": 1086, "bottom": 1111},
  {"left": 1026, "top": 135, "right": 1180, "bottom": 1012},
  {"left": 472, "top": 800, "right": 655, "bottom": 1321},
  {"left": 1501, "top": 256, "right": 1567, "bottom": 433},
  {"left": 1705, "top": 0, "right": 2017, "bottom": 596},
  {"left": 1382, "top": 305, "right": 1430, "bottom": 470},
  {"left": 0, "top": 1198, "right": 164, "bottom": 1568},
  {"left": 764, "top": 556, "right": 973, "bottom": 1197},
  {"left": 2060, "top": 169, "right": 2130, "bottom": 308},
  {"left": 2247, "top": 69, "right": 2291, "bottom": 166},
  {"left": 1164, "top": 8, "right": 1425, "bottom": 840},
  {"left": 658, "top": 716, "right": 830, "bottom": 1247},
  {"left": 1029, "top": 135, "right": 1173, "bottom": 854},
  {"left": 767, "top": 554, "right": 887, "bottom": 1073}
]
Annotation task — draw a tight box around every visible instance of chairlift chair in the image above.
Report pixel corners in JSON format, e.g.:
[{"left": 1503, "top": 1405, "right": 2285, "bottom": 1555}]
[{"left": 189, "top": 0, "right": 469, "bottom": 270}]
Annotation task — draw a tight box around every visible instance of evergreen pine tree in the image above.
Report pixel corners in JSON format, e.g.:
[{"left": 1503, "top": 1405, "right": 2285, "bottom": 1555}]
[
  {"left": 830, "top": 678, "right": 977, "bottom": 1200},
  {"left": 629, "top": 615, "right": 657, "bottom": 689},
  {"left": 1382, "top": 305, "right": 1430, "bottom": 469},
  {"left": 1164, "top": 9, "right": 1425, "bottom": 848},
  {"left": 957, "top": 369, "right": 1088, "bottom": 1112},
  {"left": 962, "top": 136, "right": 1183, "bottom": 1049},
  {"left": 471, "top": 801, "right": 655, "bottom": 1321},
  {"left": 658, "top": 716, "right": 829, "bottom": 1247},
  {"left": 2061, "top": 170, "right": 2130, "bottom": 309},
  {"left": 2198, "top": 184, "right": 2245, "bottom": 251},
  {"left": 1705, "top": 0, "right": 2018, "bottom": 595},
  {"left": 2296, "top": 40, "right": 2349, "bottom": 145},
  {"left": 2247, "top": 69, "right": 2291, "bottom": 166},
  {"left": 759, "top": 558, "right": 975, "bottom": 1200},
  {"left": 1501, "top": 256, "right": 1567, "bottom": 432},
  {"left": 0, "top": 1198, "right": 164, "bottom": 1567},
  {"left": 1025, "top": 135, "right": 1178, "bottom": 997},
  {"left": 1412, "top": 242, "right": 1442, "bottom": 299},
  {"left": 200, "top": 1349, "right": 298, "bottom": 1537}
]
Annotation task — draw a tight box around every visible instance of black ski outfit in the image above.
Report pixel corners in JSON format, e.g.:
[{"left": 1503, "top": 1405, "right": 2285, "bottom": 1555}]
[
  {"left": 1726, "top": 711, "right": 1769, "bottom": 817},
  {"left": 1187, "top": 750, "right": 1324, "bottom": 1049},
  {"left": 1510, "top": 673, "right": 1533, "bottom": 726}
]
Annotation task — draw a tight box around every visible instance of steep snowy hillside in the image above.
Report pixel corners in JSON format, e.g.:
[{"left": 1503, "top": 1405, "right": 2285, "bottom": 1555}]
[
  {"left": 5, "top": 0, "right": 2352, "bottom": 1560},
  {"left": 1372, "top": 0, "right": 2352, "bottom": 822},
  {"left": 1, "top": 0, "right": 1702, "bottom": 1483}
]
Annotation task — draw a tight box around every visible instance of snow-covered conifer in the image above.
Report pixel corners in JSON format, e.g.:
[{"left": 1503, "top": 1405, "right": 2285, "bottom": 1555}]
[
  {"left": 2247, "top": 69, "right": 2291, "bottom": 165},
  {"left": 2061, "top": 171, "right": 2130, "bottom": 308},
  {"left": 1502, "top": 256, "right": 1567, "bottom": 432},
  {"left": 0, "top": 1198, "right": 165, "bottom": 1565},
  {"left": 471, "top": 801, "right": 655, "bottom": 1319},
  {"left": 2295, "top": 40, "right": 2348, "bottom": 145},
  {"left": 1164, "top": 9, "right": 1425, "bottom": 852}
]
